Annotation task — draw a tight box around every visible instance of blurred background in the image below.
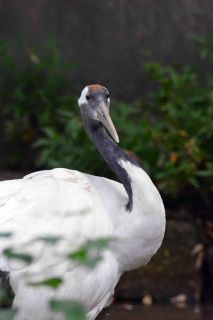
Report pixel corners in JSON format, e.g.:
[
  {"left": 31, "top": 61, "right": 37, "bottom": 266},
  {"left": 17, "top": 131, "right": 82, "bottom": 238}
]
[{"left": 0, "top": 0, "right": 212, "bottom": 319}]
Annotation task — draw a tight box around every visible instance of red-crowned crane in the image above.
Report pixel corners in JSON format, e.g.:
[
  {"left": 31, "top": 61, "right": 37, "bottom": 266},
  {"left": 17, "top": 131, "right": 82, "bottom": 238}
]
[{"left": 0, "top": 84, "right": 165, "bottom": 320}]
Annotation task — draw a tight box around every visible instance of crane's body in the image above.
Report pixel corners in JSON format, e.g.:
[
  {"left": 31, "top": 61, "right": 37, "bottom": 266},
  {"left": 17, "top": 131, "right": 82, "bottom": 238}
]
[{"left": 0, "top": 84, "right": 165, "bottom": 320}]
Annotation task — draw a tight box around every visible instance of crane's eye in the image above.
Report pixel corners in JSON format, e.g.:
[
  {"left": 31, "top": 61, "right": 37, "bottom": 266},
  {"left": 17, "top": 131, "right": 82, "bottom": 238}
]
[{"left": 86, "top": 95, "right": 91, "bottom": 101}]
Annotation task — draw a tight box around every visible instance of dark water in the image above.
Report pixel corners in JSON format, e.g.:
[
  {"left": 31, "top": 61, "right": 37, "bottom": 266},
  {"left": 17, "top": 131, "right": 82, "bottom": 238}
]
[{"left": 98, "top": 305, "right": 213, "bottom": 320}]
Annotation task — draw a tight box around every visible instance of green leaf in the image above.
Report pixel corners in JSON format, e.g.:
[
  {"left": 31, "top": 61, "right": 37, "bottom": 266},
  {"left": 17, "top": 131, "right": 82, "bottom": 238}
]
[
  {"left": 29, "top": 277, "right": 63, "bottom": 289},
  {"left": 0, "top": 232, "right": 13, "bottom": 238},
  {"left": 35, "top": 235, "right": 62, "bottom": 245},
  {"left": 3, "top": 248, "right": 33, "bottom": 263},
  {"left": 0, "top": 289, "right": 7, "bottom": 302},
  {"left": 50, "top": 299, "right": 86, "bottom": 320},
  {"left": 69, "top": 250, "right": 101, "bottom": 269},
  {"left": 196, "top": 170, "right": 213, "bottom": 177},
  {"left": 68, "top": 238, "right": 112, "bottom": 269},
  {"left": 85, "top": 238, "right": 111, "bottom": 250},
  {"left": 0, "top": 310, "right": 16, "bottom": 320}
]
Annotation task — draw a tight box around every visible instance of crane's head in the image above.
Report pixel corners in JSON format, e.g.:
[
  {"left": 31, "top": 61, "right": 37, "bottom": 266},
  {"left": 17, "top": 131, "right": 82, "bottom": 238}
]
[{"left": 78, "top": 84, "right": 119, "bottom": 143}]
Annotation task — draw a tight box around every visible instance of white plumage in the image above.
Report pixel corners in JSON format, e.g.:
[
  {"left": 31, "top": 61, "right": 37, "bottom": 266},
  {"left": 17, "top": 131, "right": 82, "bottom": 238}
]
[{"left": 0, "top": 84, "right": 165, "bottom": 320}]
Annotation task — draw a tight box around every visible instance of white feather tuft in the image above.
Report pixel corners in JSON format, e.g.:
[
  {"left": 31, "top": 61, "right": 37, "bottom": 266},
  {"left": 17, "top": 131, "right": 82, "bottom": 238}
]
[{"left": 78, "top": 86, "right": 89, "bottom": 106}]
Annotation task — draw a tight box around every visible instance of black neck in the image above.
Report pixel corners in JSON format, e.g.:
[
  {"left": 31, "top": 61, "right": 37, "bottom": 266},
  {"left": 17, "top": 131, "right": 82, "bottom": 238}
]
[{"left": 83, "top": 116, "right": 139, "bottom": 211}]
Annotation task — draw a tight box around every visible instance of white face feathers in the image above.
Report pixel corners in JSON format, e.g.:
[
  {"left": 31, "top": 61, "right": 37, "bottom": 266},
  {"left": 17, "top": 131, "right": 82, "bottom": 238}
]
[
  {"left": 78, "top": 85, "right": 110, "bottom": 107},
  {"left": 77, "top": 84, "right": 118, "bottom": 143},
  {"left": 78, "top": 86, "right": 89, "bottom": 106}
]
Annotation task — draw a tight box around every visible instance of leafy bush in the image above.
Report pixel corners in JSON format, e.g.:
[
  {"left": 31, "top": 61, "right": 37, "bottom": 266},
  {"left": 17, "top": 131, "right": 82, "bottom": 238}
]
[
  {"left": 141, "top": 62, "right": 213, "bottom": 197},
  {"left": 0, "top": 40, "right": 75, "bottom": 170},
  {"left": 34, "top": 109, "right": 100, "bottom": 174}
]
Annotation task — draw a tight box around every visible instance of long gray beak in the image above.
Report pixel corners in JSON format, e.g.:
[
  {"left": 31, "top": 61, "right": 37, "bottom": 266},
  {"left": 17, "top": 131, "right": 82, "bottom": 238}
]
[{"left": 97, "top": 103, "right": 119, "bottom": 143}]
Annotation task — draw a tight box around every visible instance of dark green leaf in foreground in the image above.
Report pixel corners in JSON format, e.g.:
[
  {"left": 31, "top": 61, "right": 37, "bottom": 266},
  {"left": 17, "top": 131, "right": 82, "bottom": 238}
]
[
  {"left": 68, "top": 238, "right": 112, "bottom": 269},
  {"left": 0, "top": 288, "right": 7, "bottom": 302},
  {"left": 85, "top": 238, "right": 112, "bottom": 250},
  {"left": 69, "top": 249, "right": 101, "bottom": 269},
  {"left": 3, "top": 248, "right": 33, "bottom": 263},
  {"left": 0, "top": 232, "right": 13, "bottom": 238},
  {"left": 35, "top": 235, "right": 62, "bottom": 245},
  {"left": 0, "top": 287, "right": 14, "bottom": 307},
  {"left": 50, "top": 299, "right": 86, "bottom": 320},
  {"left": 0, "top": 309, "right": 16, "bottom": 320},
  {"left": 29, "top": 277, "right": 63, "bottom": 289}
]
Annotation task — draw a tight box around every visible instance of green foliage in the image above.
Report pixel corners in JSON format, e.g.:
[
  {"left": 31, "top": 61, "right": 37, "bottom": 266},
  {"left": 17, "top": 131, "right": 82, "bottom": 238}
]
[
  {"left": 69, "top": 238, "right": 112, "bottom": 268},
  {"left": 50, "top": 300, "right": 86, "bottom": 320},
  {"left": 0, "top": 39, "right": 75, "bottom": 170},
  {"left": 0, "top": 289, "right": 7, "bottom": 302},
  {"left": 29, "top": 277, "right": 63, "bottom": 289},
  {"left": 193, "top": 35, "right": 213, "bottom": 62},
  {"left": 0, "top": 279, "right": 14, "bottom": 309},
  {"left": 0, "top": 309, "right": 16, "bottom": 320},
  {"left": 140, "top": 62, "right": 213, "bottom": 198},
  {"left": 0, "top": 232, "right": 13, "bottom": 238},
  {"left": 35, "top": 235, "right": 62, "bottom": 245},
  {"left": 34, "top": 109, "right": 98, "bottom": 173},
  {"left": 3, "top": 248, "right": 33, "bottom": 263},
  {"left": 0, "top": 288, "right": 9, "bottom": 308}
]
